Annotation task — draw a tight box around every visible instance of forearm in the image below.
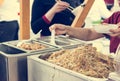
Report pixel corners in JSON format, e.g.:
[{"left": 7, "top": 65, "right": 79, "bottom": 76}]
[
  {"left": 31, "top": 1, "right": 52, "bottom": 34},
  {"left": 65, "top": 27, "right": 104, "bottom": 41},
  {"left": 45, "top": 9, "right": 56, "bottom": 22}
]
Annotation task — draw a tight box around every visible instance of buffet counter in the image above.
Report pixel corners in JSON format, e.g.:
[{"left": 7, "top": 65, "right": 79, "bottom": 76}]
[{"left": 0, "top": 35, "right": 118, "bottom": 81}]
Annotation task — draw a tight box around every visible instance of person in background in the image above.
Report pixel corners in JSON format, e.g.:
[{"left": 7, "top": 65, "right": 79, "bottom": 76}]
[
  {"left": 85, "top": 0, "right": 113, "bottom": 27},
  {"left": 104, "top": 0, "right": 114, "bottom": 10},
  {"left": 31, "top": 0, "right": 84, "bottom": 36},
  {"left": 49, "top": 11, "right": 120, "bottom": 53},
  {"left": 102, "top": 11, "right": 120, "bottom": 53},
  {"left": 0, "top": 0, "right": 19, "bottom": 42}
]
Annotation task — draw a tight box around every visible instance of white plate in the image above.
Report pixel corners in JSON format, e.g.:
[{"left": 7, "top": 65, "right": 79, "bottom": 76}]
[{"left": 93, "top": 24, "right": 118, "bottom": 33}]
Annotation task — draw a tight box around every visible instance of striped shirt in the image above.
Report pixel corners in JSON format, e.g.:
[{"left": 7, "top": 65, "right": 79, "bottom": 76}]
[{"left": 103, "top": 11, "right": 120, "bottom": 53}]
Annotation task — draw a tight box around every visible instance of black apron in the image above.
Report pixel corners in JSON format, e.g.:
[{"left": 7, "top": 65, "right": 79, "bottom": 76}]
[{"left": 0, "top": 20, "right": 19, "bottom": 42}]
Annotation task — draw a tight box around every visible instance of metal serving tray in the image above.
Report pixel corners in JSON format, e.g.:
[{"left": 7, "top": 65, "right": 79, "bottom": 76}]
[
  {"left": 56, "top": 35, "right": 86, "bottom": 43},
  {"left": 0, "top": 42, "right": 60, "bottom": 81},
  {"left": 28, "top": 51, "right": 108, "bottom": 81},
  {"left": 35, "top": 35, "right": 85, "bottom": 48},
  {"left": 0, "top": 43, "right": 27, "bottom": 81},
  {"left": 4, "top": 40, "right": 59, "bottom": 53}
]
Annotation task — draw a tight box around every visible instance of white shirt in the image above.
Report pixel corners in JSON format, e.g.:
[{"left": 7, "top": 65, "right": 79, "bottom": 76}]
[{"left": 0, "top": 0, "right": 19, "bottom": 21}]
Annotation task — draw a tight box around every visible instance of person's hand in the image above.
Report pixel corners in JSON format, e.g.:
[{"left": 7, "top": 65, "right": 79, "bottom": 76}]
[
  {"left": 109, "top": 23, "right": 120, "bottom": 38},
  {"left": 51, "top": 1, "right": 70, "bottom": 14},
  {"left": 49, "top": 24, "right": 67, "bottom": 35},
  {"left": 45, "top": 1, "right": 70, "bottom": 22}
]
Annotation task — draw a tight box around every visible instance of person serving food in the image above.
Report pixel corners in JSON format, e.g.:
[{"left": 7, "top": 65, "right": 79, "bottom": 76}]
[{"left": 49, "top": 11, "right": 120, "bottom": 53}]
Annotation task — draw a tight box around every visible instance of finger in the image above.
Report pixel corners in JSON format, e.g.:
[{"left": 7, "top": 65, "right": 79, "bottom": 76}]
[
  {"left": 57, "top": 1, "right": 69, "bottom": 7},
  {"left": 110, "top": 28, "right": 120, "bottom": 33},
  {"left": 49, "top": 25, "right": 55, "bottom": 31}
]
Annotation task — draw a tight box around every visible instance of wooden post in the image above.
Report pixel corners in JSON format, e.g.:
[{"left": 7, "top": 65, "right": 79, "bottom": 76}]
[
  {"left": 19, "top": 0, "right": 30, "bottom": 40},
  {"left": 71, "top": 0, "right": 95, "bottom": 28}
]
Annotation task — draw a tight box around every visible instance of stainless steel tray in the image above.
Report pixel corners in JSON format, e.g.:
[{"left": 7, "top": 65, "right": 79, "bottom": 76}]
[
  {"left": 3, "top": 40, "right": 59, "bottom": 53},
  {"left": 0, "top": 43, "right": 27, "bottom": 81},
  {"left": 0, "top": 43, "right": 26, "bottom": 54},
  {"left": 0, "top": 41, "right": 60, "bottom": 81},
  {"left": 35, "top": 35, "right": 85, "bottom": 48},
  {"left": 56, "top": 35, "right": 86, "bottom": 43},
  {"left": 28, "top": 50, "right": 108, "bottom": 81}
]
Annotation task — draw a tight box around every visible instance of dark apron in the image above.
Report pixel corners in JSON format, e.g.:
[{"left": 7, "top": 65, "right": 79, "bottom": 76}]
[{"left": 0, "top": 20, "right": 19, "bottom": 42}]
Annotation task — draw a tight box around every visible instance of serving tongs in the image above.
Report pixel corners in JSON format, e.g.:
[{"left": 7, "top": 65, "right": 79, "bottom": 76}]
[
  {"left": 50, "top": 29, "right": 56, "bottom": 45},
  {"left": 55, "top": 0, "right": 74, "bottom": 12},
  {"left": 55, "top": 0, "right": 86, "bottom": 16}
]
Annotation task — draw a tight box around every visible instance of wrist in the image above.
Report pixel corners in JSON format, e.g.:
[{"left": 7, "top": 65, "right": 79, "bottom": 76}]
[
  {"left": 45, "top": 9, "right": 56, "bottom": 22},
  {"left": 65, "top": 26, "right": 70, "bottom": 35},
  {"left": 42, "top": 15, "right": 50, "bottom": 24}
]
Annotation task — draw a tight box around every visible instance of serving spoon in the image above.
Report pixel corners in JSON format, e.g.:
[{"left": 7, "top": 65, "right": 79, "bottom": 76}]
[{"left": 50, "top": 29, "right": 56, "bottom": 45}]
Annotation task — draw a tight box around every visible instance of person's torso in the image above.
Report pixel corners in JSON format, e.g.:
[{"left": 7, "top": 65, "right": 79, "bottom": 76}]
[
  {"left": 39, "top": 0, "right": 84, "bottom": 25},
  {"left": 107, "top": 11, "right": 120, "bottom": 53},
  {"left": 36, "top": 0, "right": 83, "bottom": 36}
]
